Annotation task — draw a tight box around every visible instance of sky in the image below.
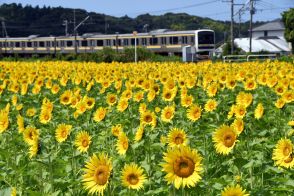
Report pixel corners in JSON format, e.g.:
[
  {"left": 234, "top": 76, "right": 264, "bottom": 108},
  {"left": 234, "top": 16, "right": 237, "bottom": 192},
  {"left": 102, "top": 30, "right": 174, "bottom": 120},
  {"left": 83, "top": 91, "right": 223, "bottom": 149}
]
[{"left": 0, "top": 0, "right": 293, "bottom": 22}]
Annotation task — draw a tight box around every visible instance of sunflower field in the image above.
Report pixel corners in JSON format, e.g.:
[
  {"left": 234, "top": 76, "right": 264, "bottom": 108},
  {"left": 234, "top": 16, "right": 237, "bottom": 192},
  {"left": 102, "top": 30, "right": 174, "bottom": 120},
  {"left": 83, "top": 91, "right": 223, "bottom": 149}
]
[{"left": 0, "top": 60, "right": 293, "bottom": 196}]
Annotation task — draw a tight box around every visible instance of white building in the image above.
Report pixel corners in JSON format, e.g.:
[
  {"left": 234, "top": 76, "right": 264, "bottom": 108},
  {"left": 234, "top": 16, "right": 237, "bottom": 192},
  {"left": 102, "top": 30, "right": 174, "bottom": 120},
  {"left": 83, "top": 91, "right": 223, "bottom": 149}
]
[{"left": 234, "top": 19, "right": 291, "bottom": 54}]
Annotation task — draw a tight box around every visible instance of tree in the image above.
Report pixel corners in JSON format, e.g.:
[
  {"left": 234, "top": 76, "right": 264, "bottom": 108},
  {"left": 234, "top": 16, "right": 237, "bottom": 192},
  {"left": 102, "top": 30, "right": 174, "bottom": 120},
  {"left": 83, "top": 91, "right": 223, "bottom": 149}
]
[{"left": 282, "top": 8, "right": 294, "bottom": 54}]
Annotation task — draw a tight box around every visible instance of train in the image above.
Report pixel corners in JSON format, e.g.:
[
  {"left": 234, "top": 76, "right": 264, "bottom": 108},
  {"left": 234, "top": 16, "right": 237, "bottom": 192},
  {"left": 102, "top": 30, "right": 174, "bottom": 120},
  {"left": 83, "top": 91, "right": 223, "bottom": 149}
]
[{"left": 0, "top": 29, "right": 215, "bottom": 58}]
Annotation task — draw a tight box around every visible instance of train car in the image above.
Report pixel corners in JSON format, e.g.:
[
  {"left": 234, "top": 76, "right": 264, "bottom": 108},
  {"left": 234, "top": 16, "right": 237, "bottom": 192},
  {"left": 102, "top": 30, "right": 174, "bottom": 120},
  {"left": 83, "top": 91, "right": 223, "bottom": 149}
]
[{"left": 0, "top": 29, "right": 214, "bottom": 57}]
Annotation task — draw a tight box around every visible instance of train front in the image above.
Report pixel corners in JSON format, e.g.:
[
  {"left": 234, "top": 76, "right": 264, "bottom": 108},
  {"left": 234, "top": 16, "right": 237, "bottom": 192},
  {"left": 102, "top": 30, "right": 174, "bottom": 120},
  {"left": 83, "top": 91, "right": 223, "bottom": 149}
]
[{"left": 195, "top": 29, "right": 215, "bottom": 60}]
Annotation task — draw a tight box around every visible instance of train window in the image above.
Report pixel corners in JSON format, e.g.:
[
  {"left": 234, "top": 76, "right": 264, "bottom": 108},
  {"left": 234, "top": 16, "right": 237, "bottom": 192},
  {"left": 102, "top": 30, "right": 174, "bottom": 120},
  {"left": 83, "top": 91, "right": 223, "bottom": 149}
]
[
  {"left": 131, "top": 38, "right": 135, "bottom": 46},
  {"left": 169, "top": 37, "right": 178, "bottom": 45},
  {"left": 15, "top": 42, "right": 20, "bottom": 47},
  {"left": 97, "top": 40, "right": 103, "bottom": 46},
  {"left": 113, "top": 40, "right": 116, "bottom": 46},
  {"left": 105, "top": 39, "right": 111, "bottom": 46},
  {"left": 0, "top": 42, "right": 2, "bottom": 47},
  {"left": 141, "top": 38, "right": 147, "bottom": 46},
  {"left": 39, "top": 41, "right": 45, "bottom": 47},
  {"left": 182, "top": 36, "right": 188, "bottom": 44},
  {"left": 33, "top": 42, "right": 38, "bottom": 47},
  {"left": 66, "top": 41, "right": 73, "bottom": 47},
  {"left": 21, "top": 42, "right": 25, "bottom": 47},
  {"left": 190, "top": 36, "right": 195, "bottom": 44},
  {"left": 81, "top": 40, "right": 87, "bottom": 47},
  {"left": 198, "top": 31, "right": 214, "bottom": 44},
  {"left": 27, "top": 42, "right": 32, "bottom": 47},
  {"left": 61, "top": 41, "right": 65, "bottom": 47},
  {"left": 46, "top": 41, "right": 51, "bottom": 47},
  {"left": 123, "top": 39, "right": 129, "bottom": 46},
  {"left": 161, "top": 37, "right": 167, "bottom": 45},
  {"left": 118, "top": 39, "right": 122, "bottom": 46},
  {"left": 150, "top": 37, "right": 158, "bottom": 45}
]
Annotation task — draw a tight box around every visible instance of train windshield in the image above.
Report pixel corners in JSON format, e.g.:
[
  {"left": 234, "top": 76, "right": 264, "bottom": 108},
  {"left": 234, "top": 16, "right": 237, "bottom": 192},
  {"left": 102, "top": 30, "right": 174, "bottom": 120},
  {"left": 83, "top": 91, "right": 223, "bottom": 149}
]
[{"left": 198, "top": 31, "right": 214, "bottom": 45}]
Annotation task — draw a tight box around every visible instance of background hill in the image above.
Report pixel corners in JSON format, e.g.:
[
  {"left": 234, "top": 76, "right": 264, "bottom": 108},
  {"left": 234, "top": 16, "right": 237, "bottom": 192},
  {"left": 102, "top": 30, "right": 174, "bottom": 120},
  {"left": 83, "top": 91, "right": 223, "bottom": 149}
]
[{"left": 0, "top": 3, "right": 267, "bottom": 44}]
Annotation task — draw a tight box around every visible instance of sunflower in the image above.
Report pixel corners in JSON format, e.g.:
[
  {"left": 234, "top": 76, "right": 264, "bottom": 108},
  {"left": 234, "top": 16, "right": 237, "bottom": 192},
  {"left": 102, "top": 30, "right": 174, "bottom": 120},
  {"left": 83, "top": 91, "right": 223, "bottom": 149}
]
[
  {"left": 161, "top": 105, "right": 175, "bottom": 123},
  {"left": 122, "top": 89, "right": 133, "bottom": 100},
  {"left": 288, "top": 121, "right": 294, "bottom": 126},
  {"left": 140, "top": 110, "right": 156, "bottom": 128},
  {"left": 85, "top": 96, "right": 95, "bottom": 109},
  {"left": 26, "top": 108, "right": 36, "bottom": 117},
  {"left": 275, "top": 84, "right": 286, "bottom": 95},
  {"left": 39, "top": 110, "right": 52, "bottom": 124},
  {"left": 82, "top": 153, "right": 112, "bottom": 195},
  {"left": 75, "top": 131, "right": 91, "bottom": 153},
  {"left": 244, "top": 79, "right": 257, "bottom": 90},
  {"left": 226, "top": 77, "right": 237, "bottom": 89},
  {"left": 116, "top": 132, "right": 129, "bottom": 155},
  {"left": 187, "top": 104, "right": 202, "bottom": 122},
  {"left": 272, "top": 138, "right": 294, "bottom": 168},
  {"left": 181, "top": 95, "right": 193, "bottom": 108},
  {"left": 121, "top": 163, "right": 146, "bottom": 190},
  {"left": 206, "top": 83, "right": 218, "bottom": 97},
  {"left": 28, "top": 141, "right": 39, "bottom": 158},
  {"left": 138, "top": 103, "right": 147, "bottom": 114},
  {"left": 41, "top": 98, "right": 53, "bottom": 113},
  {"left": 162, "top": 88, "right": 177, "bottom": 102},
  {"left": 168, "top": 128, "right": 188, "bottom": 147},
  {"left": 282, "top": 90, "right": 294, "bottom": 103},
  {"left": 117, "top": 98, "right": 129, "bottom": 112},
  {"left": 275, "top": 98, "right": 285, "bottom": 109},
  {"left": 213, "top": 125, "right": 237, "bottom": 155},
  {"left": 23, "top": 126, "right": 39, "bottom": 145},
  {"left": 234, "top": 105, "right": 246, "bottom": 119},
  {"left": 133, "top": 91, "right": 144, "bottom": 102},
  {"left": 161, "top": 146, "right": 203, "bottom": 189},
  {"left": 221, "top": 184, "right": 249, "bottom": 196},
  {"left": 76, "top": 100, "right": 88, "bottom": 114},
  {"left": 236, "top": 92, "right": 253, "bottom": 108},
  {"left": 231, "top": 118, "right": 244, "bottom": 135},
  {"left": 134, "top": 125, "right": 144, "bottom": 142},
  {"left": 204, "top": 99, "right": 217, "bottom": 112},
  {"left": 55, "top": 124, "right": 72, "bottom": 143},
  {"left": 254, "top": 103, "right": 264, "bottom": 119},
  {"left": 0, "top": 110, "right": 9, "bottom": 133},
  {"left": 11, "top": 94, "right": 18, "bottom": 106},
  {"left": 111, "top": 124, "right": 122, "bottom": 137},
  {"left": 93, "top": 107, "right": 107, "bottom": 122},
  {"left": 17, "top": 115, "right": 25, "bottom": 133},
  {"left": 147, "top": 90, "right": 156, "bottom": 102},
  {"left": 60, "top": 90, "right": 72, "bottom": 105},
  {"left": 51, "top": 84, "right": 60, "bottom": 94}
]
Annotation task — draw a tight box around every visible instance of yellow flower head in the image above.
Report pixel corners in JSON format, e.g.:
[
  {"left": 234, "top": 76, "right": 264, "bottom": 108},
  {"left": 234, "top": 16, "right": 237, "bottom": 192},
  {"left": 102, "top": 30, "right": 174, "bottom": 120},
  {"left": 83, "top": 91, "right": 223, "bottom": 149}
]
[
  {"left": 221, "top": 184, "right": 249, "bottom": 196},
  {"left": 162, "top": 146, "right": 203, "bottom": 189},
  {"left": 93, "top": 107, "right": 107, "bottom": 122},
  {"left": 55, "top": 124, "right": 72, "bottom": 143},
  {"left": 213, "top": 125, "right": 238, "bottom": 155},
  {"left": 82, "top": 153, "right": 112, "bottom": 195},
  {"left": 121, "top": 163, "right": 146, "bottom": 190},
  {"left": 116, "top": 132, "right": 129, "bottom": 155},
  {"left": 168, "top": 128, "right": 188, "bottom": 147},
  {"left": 187, "top": 104, "right": 202, "bottom": 122},
  {"left": 75, "top": 131, "right": 91, "bottom": 153}
]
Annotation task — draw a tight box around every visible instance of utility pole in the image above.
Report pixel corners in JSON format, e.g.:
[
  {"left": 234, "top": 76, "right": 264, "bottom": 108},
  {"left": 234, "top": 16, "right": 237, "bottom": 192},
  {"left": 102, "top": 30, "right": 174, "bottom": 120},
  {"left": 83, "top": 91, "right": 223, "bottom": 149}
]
[
  {"left": 63, "top": 20, "right": 69, "bottom": 36},
  {"left": 74, "top": 9, "right": 77, "bottom": 54},
  {"left": 249, "top": 0, "right": 255, "bottom": 53},
  {"left": 1, "top": 19, "right": 8, "bottom": 38},
  {"left": 238, "top": 12, "right": 241, "bottom": 38},
  {"left": 230, "top": 0, "right": 234, "bottom": 55}
]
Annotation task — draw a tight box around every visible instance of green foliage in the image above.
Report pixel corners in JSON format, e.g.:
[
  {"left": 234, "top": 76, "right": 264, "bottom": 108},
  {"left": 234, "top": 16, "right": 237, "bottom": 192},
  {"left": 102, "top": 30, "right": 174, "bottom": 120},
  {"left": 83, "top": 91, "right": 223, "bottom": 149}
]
[
  {"left": 0, "top": 3, "right": 266, "bottom": 43},
  {"left": 282, "top": 8, "right": 294, "bottom": 54},
  {"left": 222, "top": 42, "right": 243, "bottom": 56}
]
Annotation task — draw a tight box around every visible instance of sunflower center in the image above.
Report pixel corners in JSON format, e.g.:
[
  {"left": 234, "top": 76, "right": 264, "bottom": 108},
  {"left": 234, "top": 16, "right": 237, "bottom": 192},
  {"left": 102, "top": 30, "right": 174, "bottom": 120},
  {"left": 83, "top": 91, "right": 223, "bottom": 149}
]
[
  {"left": 173, "top": 156, "right": 195, "bottom": 178},
  {"left": 223, "top": 134, "right": 235, "bottom": 147},
  {"left": 283, "top": 147, "right": 291, "bottom": 156},
  {"left": 123, "top": 141, "right": 128, "bottom": 149},
  {"left": 87, "top": 100, "right": 93, "bottom": 106},
  {"left": 165, "top": 111, "right": 172, "bottom": 119},
  {"left": 63, "top": 97, "right": 69, "bottom": 102},
  {"left": 144, "top": 115, "right": 152, "bottom": 123},
  {"left": 175, "top": 135, "right": 183, "bottom": 145},
  {"left": 61, "top": 130, "right": 67, "bottom": 138},
  {"left": 82, "top": 139, "right": 89, "bottom": 147},
  {"left": 284, "top": 154, "right": 293, "bottom": 163},
  {"left": 165, "top": 93, "right": 171, "bottom": 99},
  {"left": 110, "top": 97, "right": 115, "bottom": 103},
  {"left": 95, "top": 165, "right": 109, "bottom": 185},
  {"left": 127, "top": 174, "right": 139, "bottom": 185}
]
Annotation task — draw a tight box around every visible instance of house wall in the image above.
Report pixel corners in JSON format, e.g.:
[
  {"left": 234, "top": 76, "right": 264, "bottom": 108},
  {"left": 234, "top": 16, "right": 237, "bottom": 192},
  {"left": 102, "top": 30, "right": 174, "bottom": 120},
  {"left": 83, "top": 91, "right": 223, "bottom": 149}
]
[{"left": 252, "top": 30, "right": 284, "bottom": 39}]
